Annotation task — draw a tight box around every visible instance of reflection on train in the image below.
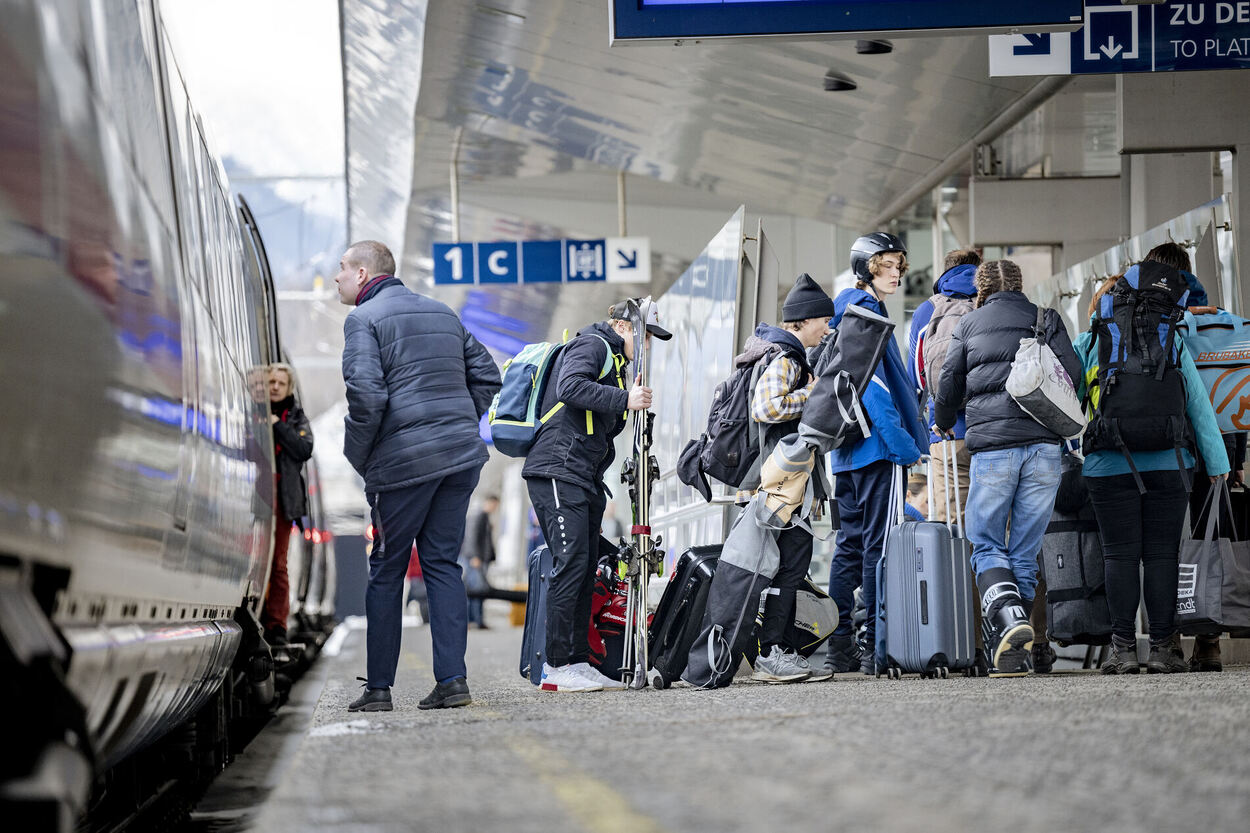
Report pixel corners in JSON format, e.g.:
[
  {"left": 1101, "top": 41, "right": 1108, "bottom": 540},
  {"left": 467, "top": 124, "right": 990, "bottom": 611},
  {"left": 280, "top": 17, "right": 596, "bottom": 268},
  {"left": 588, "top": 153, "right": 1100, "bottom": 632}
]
[{"left": 0, "top": 1, "right": 333, "bottom": 829}]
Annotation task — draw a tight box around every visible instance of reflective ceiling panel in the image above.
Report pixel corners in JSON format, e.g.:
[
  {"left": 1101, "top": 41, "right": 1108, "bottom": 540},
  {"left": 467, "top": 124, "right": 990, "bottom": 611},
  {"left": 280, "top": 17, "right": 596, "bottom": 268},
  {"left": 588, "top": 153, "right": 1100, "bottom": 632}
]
[{"left": 342, "top": 0, "right": 1042, "bottom": 345}]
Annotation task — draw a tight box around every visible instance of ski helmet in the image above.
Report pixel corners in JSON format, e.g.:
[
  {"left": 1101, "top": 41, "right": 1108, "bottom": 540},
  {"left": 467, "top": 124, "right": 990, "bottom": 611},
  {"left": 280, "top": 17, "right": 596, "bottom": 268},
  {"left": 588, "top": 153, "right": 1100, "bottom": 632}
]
[{"left": 850, "top": 232, "right": 906, "bottom": 282}]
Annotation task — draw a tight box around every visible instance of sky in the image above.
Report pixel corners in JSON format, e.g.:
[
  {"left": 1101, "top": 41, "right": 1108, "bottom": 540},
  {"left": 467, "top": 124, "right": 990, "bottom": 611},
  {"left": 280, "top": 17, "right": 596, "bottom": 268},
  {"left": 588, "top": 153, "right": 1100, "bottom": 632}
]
[{"left": 161, "top": 0, "right": 347, "bottom": 286}]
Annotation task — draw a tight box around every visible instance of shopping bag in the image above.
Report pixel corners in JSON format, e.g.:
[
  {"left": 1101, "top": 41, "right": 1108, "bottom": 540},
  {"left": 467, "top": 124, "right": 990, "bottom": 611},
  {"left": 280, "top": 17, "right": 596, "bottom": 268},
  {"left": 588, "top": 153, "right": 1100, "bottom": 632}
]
[{"left": 1176, "top": 480, "right": 1250, "bottom": 632}]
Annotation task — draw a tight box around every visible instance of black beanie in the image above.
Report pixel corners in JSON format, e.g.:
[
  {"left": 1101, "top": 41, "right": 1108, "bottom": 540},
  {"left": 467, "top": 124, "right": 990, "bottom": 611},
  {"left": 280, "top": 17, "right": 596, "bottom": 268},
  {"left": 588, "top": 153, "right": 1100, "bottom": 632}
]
[{"left": 782, "top": 273, "right": 834, "bottom": 322}]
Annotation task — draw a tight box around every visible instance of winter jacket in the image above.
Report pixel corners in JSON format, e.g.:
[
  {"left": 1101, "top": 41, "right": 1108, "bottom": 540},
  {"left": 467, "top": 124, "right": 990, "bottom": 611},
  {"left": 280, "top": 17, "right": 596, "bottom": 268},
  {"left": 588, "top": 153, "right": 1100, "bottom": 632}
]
[
  {"left": 934, "top": 291, "right": 1081, "bottom": 454},
  {"left": 1073, "top": 326, "right": 1229, "bottom": 478},
  {"left": 271, "top": 396, "right": 313, "bottom": 521},
  {"left": 907, "top": 263, "right": 977, "bottom": 443},
  {"left": 745, "top": 323, "right": 813, "bottom": 457},
  {"left": 522, "top": 321, "right": 630, "bottom": 494},
  {"left": 342, "top": 280, "right": 501, "bottom": 492},
  {"left": 827, "top": 288, "right": 928, "bottom": 474}
]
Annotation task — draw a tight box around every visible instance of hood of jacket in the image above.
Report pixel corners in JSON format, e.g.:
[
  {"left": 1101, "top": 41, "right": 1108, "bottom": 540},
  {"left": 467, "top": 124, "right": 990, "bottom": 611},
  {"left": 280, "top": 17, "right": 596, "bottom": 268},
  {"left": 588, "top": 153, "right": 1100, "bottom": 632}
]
[
  {"left": 832, "top": 287, "right": 886, "bottom": 328},
  {"left": 580, "top": 319, "right": 627, "bottom": 355},
  {"left": 934, "top": 263, "right": 977, "bottom": 298}
]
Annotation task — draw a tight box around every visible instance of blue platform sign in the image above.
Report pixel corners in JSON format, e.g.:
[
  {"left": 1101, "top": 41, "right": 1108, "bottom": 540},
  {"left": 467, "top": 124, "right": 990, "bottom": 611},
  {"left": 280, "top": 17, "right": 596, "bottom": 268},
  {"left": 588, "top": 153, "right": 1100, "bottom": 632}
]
[
  {"left": 991, "top": 1, "right": 1250, "bottom": 76},
  {"left": 611, "top": 0, "right": 1083, "bottom": 45},
  {"left": 433, "top": 238, "right": 651, "bottom": 286}
]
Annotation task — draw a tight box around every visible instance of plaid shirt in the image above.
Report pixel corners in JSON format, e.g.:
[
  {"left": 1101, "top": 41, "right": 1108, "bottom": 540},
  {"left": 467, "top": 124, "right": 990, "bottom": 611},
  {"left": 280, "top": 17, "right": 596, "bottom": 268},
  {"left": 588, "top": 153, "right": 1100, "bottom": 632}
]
[{"left": 751, "top": 354, "right": 814, "bottom": 423}]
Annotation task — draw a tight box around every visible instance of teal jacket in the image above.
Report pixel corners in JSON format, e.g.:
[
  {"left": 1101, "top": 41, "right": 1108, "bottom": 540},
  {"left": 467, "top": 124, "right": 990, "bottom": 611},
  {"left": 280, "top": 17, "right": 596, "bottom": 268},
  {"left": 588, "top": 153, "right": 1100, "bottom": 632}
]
[{"left": 1073, "top": 326, "right": 1229, "bottom": 478}]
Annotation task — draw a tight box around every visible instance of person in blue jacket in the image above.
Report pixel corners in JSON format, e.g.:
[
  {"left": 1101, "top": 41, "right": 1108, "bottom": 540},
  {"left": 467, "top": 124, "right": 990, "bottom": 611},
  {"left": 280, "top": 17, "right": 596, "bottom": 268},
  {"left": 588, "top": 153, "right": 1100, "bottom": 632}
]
[
  {"left": 907, "top": 249, "right": 980, "bottom": 521},
  {"left": 824, "top": 233, "right": 929, "bottom": 675},
  {"left": 1076, "top": 263, "right": 1230, "bottom": 675}
]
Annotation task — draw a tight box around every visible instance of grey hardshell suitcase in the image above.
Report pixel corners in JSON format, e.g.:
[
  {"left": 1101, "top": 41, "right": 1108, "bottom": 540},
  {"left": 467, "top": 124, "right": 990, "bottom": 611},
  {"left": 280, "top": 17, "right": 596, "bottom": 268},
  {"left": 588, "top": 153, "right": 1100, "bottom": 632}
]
[{"left": 876, "top": 441, "right": 976, "bottom": 679}]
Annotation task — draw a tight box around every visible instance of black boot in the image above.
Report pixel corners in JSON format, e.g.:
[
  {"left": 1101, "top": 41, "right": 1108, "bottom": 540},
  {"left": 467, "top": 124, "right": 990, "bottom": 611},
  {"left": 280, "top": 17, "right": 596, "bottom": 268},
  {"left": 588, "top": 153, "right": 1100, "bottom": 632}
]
[
  {"left": 1101, "top": 636, "right": 1140, "bottom": 675},
  {"left": 977, "top": 568, "right": 1033, "bottom": 678},
  {"left": 1145, "top": 633, "right": 1188, "bottom": 674},
  {"left": 823, "top": 636, "right": 862, "bottom": 674}
]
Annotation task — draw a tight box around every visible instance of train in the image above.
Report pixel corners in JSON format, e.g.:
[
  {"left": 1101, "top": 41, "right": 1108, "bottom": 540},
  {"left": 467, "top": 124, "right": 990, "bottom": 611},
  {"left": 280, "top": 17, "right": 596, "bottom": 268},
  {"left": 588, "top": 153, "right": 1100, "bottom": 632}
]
[{"left": 0, "top": 0, "right": 334, "bottom": 828}]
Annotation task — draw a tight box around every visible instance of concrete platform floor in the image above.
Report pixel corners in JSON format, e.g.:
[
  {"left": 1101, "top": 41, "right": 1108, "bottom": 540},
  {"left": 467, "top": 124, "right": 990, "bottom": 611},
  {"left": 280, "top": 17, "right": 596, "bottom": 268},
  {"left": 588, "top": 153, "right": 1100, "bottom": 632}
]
[{"left": 198, "top": 613, "right": 1250, "bottom": 833}]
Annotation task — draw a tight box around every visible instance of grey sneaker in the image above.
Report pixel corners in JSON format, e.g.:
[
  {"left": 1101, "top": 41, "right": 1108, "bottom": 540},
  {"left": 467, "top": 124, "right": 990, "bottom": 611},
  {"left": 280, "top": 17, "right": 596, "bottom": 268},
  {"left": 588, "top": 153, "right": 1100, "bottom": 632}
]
[
  {"left": 751, "top": 646, "right": 812, "bottom": 683},
  {"left": 1145, "top": 633, "right": 1188, "bottom": 674}
]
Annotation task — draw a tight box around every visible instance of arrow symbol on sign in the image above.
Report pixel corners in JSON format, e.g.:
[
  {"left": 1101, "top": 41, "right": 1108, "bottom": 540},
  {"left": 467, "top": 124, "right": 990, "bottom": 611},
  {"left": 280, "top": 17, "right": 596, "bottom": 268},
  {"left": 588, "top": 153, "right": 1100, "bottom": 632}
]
[
  {"left": 1013, "top": 33, "right": 1051, "bottom": 56},
  {"left": 617, "top": 249, "right": 637, "bottom": 269},
  {"left": 1100, "top": 36, "right": 1123, "bottom": 59}
]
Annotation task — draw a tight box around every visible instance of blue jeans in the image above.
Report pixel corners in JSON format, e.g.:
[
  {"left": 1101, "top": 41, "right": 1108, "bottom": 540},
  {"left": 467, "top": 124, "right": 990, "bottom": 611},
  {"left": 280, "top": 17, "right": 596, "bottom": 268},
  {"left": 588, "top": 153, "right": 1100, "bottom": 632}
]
[
  {"left": 966, "top": 443, "right": 1061, "bottom": 602},
  {"left": 365, "top": 466, "right": 481, "bottom": 688}
]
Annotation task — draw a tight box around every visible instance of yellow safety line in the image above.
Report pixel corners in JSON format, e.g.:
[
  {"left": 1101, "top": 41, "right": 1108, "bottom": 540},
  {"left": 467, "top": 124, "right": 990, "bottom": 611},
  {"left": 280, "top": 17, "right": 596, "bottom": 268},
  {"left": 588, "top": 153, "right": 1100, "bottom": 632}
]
[{"left": 503, "top": 734, "right": 670, "bottom": 833}]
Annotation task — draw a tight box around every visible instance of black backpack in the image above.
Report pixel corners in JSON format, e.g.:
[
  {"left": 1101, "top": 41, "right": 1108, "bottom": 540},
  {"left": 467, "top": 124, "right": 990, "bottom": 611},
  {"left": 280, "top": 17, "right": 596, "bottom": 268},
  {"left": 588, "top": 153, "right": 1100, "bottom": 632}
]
[
  {"left": 692, "top": 344, "right": 809, "bottom": 489},
  {"left": 1084, "top": 261, "right": 1194, "bottom": 493}
]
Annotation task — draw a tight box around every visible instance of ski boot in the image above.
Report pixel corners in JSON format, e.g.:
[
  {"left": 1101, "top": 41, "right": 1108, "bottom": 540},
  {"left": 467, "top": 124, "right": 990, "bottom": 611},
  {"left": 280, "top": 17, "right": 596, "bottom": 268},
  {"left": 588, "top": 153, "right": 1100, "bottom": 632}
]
[{"left": 978, "top": 568, "right": 1033, "bottom": 678}]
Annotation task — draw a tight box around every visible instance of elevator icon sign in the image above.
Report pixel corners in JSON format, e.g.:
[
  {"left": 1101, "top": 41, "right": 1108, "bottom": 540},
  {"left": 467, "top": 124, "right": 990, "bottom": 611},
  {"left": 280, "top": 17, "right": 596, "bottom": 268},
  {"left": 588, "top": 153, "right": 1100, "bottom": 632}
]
[{"left": 566, "top": 241, "right": 605, "bottom": 282}]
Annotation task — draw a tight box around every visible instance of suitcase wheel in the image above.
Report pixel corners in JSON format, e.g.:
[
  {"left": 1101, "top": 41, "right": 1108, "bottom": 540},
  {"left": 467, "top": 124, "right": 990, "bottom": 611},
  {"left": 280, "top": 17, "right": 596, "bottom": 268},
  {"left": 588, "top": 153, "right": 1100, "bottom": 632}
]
[{"left": 887, "top": 666, "right": 901, "bottom": 680}]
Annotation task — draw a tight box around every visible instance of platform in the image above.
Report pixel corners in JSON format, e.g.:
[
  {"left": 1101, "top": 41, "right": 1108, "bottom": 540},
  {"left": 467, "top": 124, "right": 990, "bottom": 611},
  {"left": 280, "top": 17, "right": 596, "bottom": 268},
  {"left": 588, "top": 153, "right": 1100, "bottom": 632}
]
[{"left": 201, "top": 613, "right": 1250, "bottom": 833}]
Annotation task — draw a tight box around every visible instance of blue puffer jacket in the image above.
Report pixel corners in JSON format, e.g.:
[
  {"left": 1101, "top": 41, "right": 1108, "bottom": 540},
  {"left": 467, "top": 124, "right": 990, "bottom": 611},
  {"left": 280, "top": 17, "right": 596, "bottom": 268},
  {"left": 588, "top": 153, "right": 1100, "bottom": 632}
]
[
  {"left": 342, "top": 280, "right": 501, "bottom": 492},
  {"left": 828, "top": 288, "right": 929, "bottom": 474},
  {"left": 907, "top": 263, "right": 977, "bottom": 442}
]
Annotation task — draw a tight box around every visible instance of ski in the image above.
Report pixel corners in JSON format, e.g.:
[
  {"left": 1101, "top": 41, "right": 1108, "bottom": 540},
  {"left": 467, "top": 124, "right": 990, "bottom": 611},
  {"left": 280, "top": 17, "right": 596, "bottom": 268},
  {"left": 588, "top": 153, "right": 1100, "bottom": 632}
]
[{"left": 618, "top": 296, "right": 663, "bottom": 689}]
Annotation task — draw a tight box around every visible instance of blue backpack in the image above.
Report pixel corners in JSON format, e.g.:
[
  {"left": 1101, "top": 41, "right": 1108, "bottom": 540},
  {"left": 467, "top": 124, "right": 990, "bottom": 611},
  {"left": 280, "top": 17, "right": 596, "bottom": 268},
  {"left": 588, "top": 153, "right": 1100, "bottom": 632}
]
[
  {"left": 488, "top": 332, "right": 615, "bottom": 457},
  {"left": 1084, "top": 261, "right": 1193, "bottom": 491}
]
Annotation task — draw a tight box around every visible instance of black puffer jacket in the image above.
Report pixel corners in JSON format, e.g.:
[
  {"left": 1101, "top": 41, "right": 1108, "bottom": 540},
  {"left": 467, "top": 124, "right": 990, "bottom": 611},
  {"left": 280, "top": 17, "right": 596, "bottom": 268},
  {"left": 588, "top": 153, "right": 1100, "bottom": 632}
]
[
  {"left": 522, "top": 321, "right": 629, "bottom": 493},
  {"left": 271, "top": 396, "right": 313, "bottom": 520},
  {"left": 342, "top": 281, "right": 501, "bottom": 492},
  {"left": 934, "top": 291, "right": 1081, "bottom": 454}
]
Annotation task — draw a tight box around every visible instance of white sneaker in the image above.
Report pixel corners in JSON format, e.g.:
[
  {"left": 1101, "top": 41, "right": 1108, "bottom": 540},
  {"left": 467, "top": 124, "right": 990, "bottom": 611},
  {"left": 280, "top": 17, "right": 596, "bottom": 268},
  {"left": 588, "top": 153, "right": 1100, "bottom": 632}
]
[
  {"left": 570, "top": 662, "right": 627, "bottom": 691},
  {"left": 540, "top": 663, "right": 603, "bottom": 692}
]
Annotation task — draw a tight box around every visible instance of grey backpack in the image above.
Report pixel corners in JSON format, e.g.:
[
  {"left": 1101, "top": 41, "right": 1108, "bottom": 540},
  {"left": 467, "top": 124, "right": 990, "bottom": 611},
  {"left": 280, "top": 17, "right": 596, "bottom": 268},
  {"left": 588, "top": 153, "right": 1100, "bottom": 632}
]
[{"left": 922, "top": 293, "right": 974, "bottom": 397}]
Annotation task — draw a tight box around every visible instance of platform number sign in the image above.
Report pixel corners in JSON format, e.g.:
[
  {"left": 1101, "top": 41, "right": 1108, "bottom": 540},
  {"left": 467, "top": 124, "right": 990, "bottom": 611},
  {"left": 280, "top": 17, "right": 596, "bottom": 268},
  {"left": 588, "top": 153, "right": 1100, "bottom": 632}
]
[{"left": 433, "top": 238, "right": 651, "bottom": 286}]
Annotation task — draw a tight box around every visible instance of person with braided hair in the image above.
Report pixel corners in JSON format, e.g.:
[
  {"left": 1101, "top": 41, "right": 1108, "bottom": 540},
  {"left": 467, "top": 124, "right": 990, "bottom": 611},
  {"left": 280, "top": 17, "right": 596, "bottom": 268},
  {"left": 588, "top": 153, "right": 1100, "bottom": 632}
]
[{"left": 934, "top": 260, "right": 1081, "bottom": 676}]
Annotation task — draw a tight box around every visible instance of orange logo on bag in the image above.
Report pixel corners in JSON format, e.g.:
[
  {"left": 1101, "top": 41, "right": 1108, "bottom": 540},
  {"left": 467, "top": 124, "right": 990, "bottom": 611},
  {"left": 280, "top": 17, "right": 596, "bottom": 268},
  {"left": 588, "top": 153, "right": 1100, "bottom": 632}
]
[{"left": 1211, "top": 367, "right": 1250, "bottom": 430}]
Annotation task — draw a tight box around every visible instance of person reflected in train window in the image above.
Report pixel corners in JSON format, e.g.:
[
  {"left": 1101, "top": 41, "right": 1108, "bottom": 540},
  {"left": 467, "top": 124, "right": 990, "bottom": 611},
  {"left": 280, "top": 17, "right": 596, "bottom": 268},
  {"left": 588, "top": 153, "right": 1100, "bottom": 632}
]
[
  {"left": 524, "top": 299, "right": 668, "bottom": 693},
  {"left": 337, "top": 240, "right": 501, "bottom": 713},
  {"left": 936, "top": 260, "right": 1080, "bottom": 677},
  {"left": 265, "top": 363, "right": 313, "bottom": 660},
  {"left": 825, "top": 234, "right": 929, "bottom": 677}
]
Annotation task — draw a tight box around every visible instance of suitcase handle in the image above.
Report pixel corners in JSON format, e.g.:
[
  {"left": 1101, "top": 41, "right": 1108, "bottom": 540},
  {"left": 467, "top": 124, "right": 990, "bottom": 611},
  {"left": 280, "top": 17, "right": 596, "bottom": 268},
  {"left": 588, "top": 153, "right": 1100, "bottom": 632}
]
[{"left": 941, "top": 438, "right": 964, "bottom": 538}]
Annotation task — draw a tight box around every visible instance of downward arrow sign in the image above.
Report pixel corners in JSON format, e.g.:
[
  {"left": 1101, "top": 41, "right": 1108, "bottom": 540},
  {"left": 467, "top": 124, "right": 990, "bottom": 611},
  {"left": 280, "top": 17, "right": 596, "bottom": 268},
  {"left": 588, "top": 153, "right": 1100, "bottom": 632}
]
[
  {"left": 1100, "top": 36, "right": 1123, "bottom": 59},
  {"left": 617, "top": 249, "right": 637, "bottom": 269}
]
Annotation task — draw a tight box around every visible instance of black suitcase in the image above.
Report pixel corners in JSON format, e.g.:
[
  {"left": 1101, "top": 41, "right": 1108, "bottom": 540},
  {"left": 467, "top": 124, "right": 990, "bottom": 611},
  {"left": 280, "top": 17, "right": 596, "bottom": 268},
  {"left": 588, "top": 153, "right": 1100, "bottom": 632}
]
[
  {"left": 647, "top": 545, "right": 720, "bottom": 688},
  {"left": 519, "top": 545, "right": 552, "bottom": 685}
]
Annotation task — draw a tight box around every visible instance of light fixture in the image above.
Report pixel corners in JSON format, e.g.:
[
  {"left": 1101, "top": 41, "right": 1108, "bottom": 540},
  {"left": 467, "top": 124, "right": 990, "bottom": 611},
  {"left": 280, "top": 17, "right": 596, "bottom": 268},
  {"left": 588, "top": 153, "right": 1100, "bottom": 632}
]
[
  {"left": 823, "top": 70, "right": 857, "bottom": 92},
  {"left": 856, "top": 39, "right": 893, "bottom": 55}
]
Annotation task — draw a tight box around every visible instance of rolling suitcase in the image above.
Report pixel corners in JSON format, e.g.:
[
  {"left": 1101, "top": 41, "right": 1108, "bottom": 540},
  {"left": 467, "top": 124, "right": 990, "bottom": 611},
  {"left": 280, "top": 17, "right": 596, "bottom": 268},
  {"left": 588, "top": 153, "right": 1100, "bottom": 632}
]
[
  {"left": 519, "top": 545, "right": 553, "bottom": 685},
  {"left": 876, "top": 440, "right": 976, "bottom": 678},
  {"left": 647, "top": 545, "right": 720, "bottom": 688}
]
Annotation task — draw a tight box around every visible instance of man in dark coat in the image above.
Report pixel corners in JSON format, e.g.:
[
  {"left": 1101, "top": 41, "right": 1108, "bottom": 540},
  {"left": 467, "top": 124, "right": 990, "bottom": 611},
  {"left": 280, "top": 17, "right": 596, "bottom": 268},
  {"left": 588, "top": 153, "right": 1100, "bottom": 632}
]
[
  {"left": 336, "top": 240, "right": 501, "bottom": 712},
  {"left": 524, "top": 298, "right": 669, "bottom": 692},
  {"left": 264, "top": 363, "right": 314, "bottom": 653}
]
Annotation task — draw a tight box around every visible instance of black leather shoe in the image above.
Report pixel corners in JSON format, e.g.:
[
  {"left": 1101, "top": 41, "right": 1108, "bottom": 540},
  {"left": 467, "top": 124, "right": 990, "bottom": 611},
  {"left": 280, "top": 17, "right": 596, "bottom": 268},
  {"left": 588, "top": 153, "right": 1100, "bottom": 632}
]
[
  {"left": 348, "top": 685, "right": 393, "bottom": 712},
  {"left": 418, "top": 677, "right": 471, "bottom": 710}
]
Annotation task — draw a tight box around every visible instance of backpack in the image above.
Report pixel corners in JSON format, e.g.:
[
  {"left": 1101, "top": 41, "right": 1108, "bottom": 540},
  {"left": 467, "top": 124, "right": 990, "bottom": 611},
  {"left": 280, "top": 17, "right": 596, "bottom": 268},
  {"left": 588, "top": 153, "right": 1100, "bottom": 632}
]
[
  {"left": 1177, "top": 307, "right": 1250, "bottom": 433},
  {"left": 922, "top": 293, "right": 975, "bottom": 397},
  {"left": 1083, "top": 261, "right": 1194, "bottom": 492},
  {"left": 699, "top": 344, "right": 808, "bottom": 488},
  {"left": 488, "top": 332, "right": 615, "bottom": 458}
]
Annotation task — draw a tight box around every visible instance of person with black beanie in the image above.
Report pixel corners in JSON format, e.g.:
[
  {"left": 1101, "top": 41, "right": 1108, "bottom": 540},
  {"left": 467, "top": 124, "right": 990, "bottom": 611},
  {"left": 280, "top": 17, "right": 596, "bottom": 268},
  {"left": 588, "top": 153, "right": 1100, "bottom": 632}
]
[{"left": 747, "top": 273, "right": 835, "bottom": 683}]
